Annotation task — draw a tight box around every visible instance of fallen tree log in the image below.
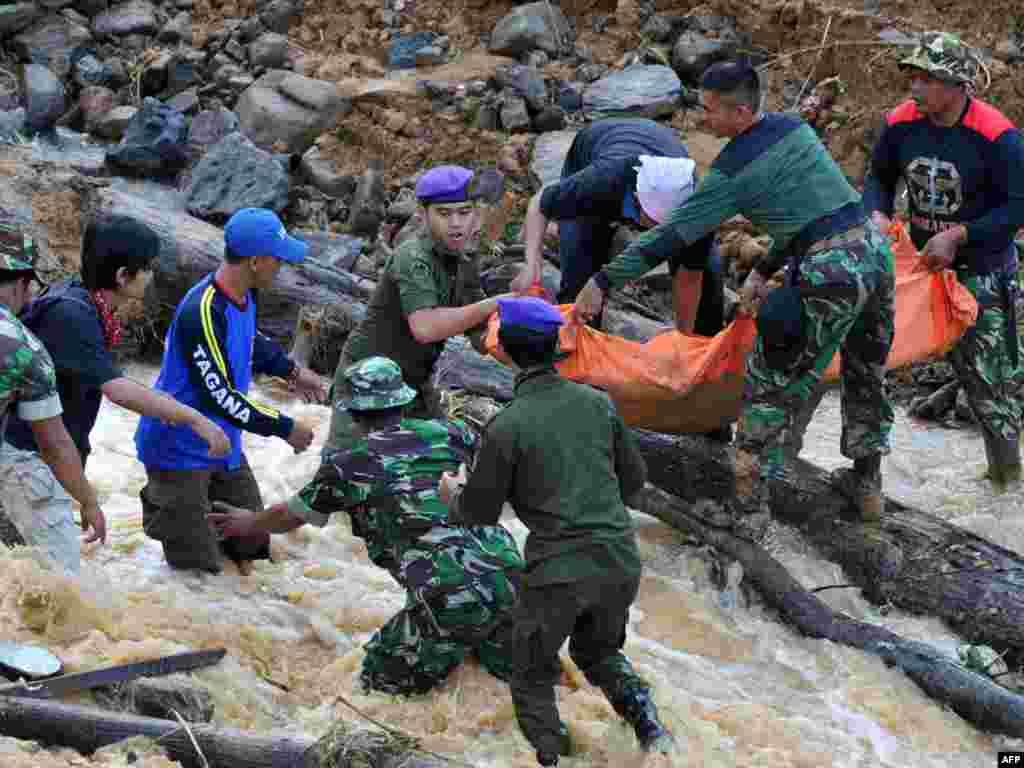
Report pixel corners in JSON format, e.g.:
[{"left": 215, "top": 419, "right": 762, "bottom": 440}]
[
  {"left": 628, "top": 484, "right": 1024, "bottom": 739},
  {"left": 629, "top": 428, "right": 1024, "bottom": 666},
  {"left": 0, "top": 695, "right": 443, "bottom": 768},
  {"left": 81, "top": 184, "right": 372, "bottom": 343}
]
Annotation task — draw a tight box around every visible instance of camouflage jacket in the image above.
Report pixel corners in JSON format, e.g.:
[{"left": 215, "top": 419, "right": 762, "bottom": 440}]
[
  {"left": 289, "top": 417, "right": 523, "bottom": 596},
  {"left": 0, "top": 304, "right": 61, "bottom": 434}
]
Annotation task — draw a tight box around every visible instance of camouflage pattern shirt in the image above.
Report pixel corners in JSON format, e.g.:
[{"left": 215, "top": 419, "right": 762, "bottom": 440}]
[
  {"left": 287, "top": 417, "right": 523, "bottom": 597},
  {"left": 0, "top": 304, "right": 61, "bottom": 431}
]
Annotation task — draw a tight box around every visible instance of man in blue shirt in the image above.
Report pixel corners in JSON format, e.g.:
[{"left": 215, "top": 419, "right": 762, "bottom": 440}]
[
  {"left": 510, "top": 118, "right": 724, "bottom": 338},
  {"left": 135, "top": 208, "right": 324, "bottom": 573}
]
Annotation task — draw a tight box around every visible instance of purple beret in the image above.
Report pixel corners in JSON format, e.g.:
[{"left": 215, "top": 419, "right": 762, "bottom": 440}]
[
  {"left": 497, "top": 297, "right": 564, "bottom": 334},
  {"left": 416, "top": 165, "right": 474, "bottom": 204}
]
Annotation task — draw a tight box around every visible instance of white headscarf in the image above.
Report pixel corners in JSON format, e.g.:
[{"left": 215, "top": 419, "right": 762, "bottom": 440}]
[{"left": 634, "top": 155, "right": 697, "bottom": 224}]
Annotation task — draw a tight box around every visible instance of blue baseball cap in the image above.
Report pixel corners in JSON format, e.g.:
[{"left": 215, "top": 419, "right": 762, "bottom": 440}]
[
  {"left": 224, "top": 208, "right": 308, "bottom": 263},
  {"left": 497, "top": 296, "right": 565, "bottom": 335}
]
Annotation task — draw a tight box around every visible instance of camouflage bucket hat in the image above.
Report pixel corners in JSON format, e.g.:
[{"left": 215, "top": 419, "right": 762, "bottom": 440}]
[
  {"left": 0, "top": 220, "right": 36, "bottom": 275},
  {"left": 340, "top": 356, "right": 417, "bottom": 411},
  {"left": 898, "top": 31, "right": 979, "bottom": 86}
]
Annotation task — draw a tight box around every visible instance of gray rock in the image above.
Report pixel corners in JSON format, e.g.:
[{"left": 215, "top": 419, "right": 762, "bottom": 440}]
[
  {"left": 583, "top": 64, "right": 682, "bottom": 119},
  {"left": 72, "top": 51, "right": 113, "bottom": 87},
  {"left": 105, "top": 97, "right": 189, "bottom": 177},
  {"left": 248, "top": 32, "right": 289, "bottom": 69},
  {"left": 0, "top": 109, "right": 27, "bottom": 143},
  {"left": 92, "top": 0, "right": 157, "bottom": 37},
  {"left": 140, "top": 50, "right": 170, "bottom": 95},
  {"left": 188, "top": 107, "right": 239, "bottom": 145},
  {"left": 499, "top": 95, "right": 530, "bottom": 133},
  {"left": 346, "top": 160, "right": 386, "bottom": 238},
  {"left": 91, "top": 104, "right": 136, "bottom": 139},
  {"left": 995, "top": 37, "right": 1023, "bottom": 64},
  {"left": 671, "top": 30, "right": 735, "bottom": 83},
  {"left": 185, "top": 132, "right": 291, "bottom": 218},
  {"left": 532, "top": 104, "right": 565, "bottom": 132},
  {"left": 522, "top": 49, "right": 548, "bottom": 69},
  {"left": 494, "top": 63, "right": 547, "bottom": 110},
  {"left": 640, "top": 14, "right": 673, "bottom": 44},
  {"left": 157, "top": 11, "right": 192, "bottom": 45},
  {"left": 0, "top": 3, "right": 42, "bottom": 36},
  {"left": 234, "top": 71, "right": 351, "bottom": 154},
  {"left": 12, "top": 15, "right": 93, "bottom": 79},
  {"left": 78, "top": 84, "right": 115, "bottom": 130},
  {"left": 166, "top": 87, "right": 198, "bottom": 114},
  {"left": 877, "top": 28, "right": 918, "bottom": 46},
  {"left": 73, "top": 0, "right": 109, "bottom": 16},
  {"left": 224, "top": 37, "right": 246, "bottom": 62},
  {"left": 175, "top": 0, "right": 192, "bottom": 8},
  {"left": 212, "top": 62, "right": 244, "bottom": 85},
  {"left": 259, "top": 0, "right": 301, "bottom": 34},
  {"left": 557, "top": 80, "right": 583, "bottom": 112},
  {"left": 299, "top": 145, "right": 354, "bottom": 197},
  {"left": 238, "top": 17, "right": 264, "bottom": 42},
  {"left": 164, "top": 52, "right": 202, "bottom": 96},
  {"left": 40, "top": 0, "right": 74, "bottom": 8},
  {"left": 475, "top": 101, "right": 500, "bottom": 131},
  {"left": 489, "top": 1, "right": 571, "bottom": 57},
  {"left": 576, "top": 62, "right": 607, "bottom": 83},
  {"left": 414, "top": 45, "right": 445, "bottom": 67},
  {"left": 61, "top": 7, "right": 90, "bottom": 25},
  {"left": 530, "top": 129, "right": 576, "bottom": 188},
  {"left": 21, "top": 63, "right": 66, "bottom": 132}
]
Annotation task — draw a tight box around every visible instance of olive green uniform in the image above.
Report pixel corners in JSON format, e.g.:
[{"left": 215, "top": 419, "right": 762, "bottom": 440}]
[
  {"left": 449, "top": 369, "right": 655, "bottom": 757},
  {"left": 325, "top": 234, "right": 487, "bottom": 457}
]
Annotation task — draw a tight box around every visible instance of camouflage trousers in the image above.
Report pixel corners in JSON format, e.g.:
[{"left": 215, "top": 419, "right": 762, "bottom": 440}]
[
  {"left": 508, "top": 571, "right": 651, "bottom": 756},
  {"left": 361, "top": 525, "right": 523, "bottom": 695},
  {"left": 740, "top": 224, "right": 896, "bottom": 481},
  {"left": 323, "top": 345, "right": 442, "bottom": 459},
  {"left": 0, "top": 444, "right": 79, "bottom": 573},
  {"left": 948, "top": 268, "right": 1022, "bottom": 444}
]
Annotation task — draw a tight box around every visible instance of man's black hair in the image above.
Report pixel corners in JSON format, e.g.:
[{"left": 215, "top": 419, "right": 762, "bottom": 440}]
[
  {"left": 81, "top": 216, "right": 160, "bottom": 291},
  {"left": 498, "top": 324, "right": 559, "bottom": 369},
  {"left": 699, "top": 59, "right": 762, "bottom": 112}
]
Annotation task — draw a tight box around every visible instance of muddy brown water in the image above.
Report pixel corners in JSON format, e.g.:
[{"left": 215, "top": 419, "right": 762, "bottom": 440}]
[{"left": 1, "top": 366, "right": 1019, "bottom": 767}]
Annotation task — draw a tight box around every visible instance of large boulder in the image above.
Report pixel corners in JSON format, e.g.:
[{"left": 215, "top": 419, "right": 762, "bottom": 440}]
[
  {"left": 234, "top": 70, "right": 351, "bottom": 154},
  {"left": 21, "top": 63, "right": 66, "bottom": 132},
  {"left": 530, "top": 129, "right": 577, "bottom": 188},
  {"left": 494, "top": 63, "right": 547, "bottom": 111},
  {"left": 105, "top": 97, "right": 189, "bottom": 177},
  {"left": 184, "top": 132, "right": 291, "bottom": 219},
  {"left": 582, "top": 65, "right": 682, "bottom": 120},
  {"left": 0, "top": 3, "right": 42, "bottom": 37},
  {"left": 489, "top": 1, "right": 571, "bottom": 57},
  {"left": 12, "top": 15, "right": 93, "bottom": 78},
  {"left": 671, "top": 30, "right": 737, "bottom": 83},
  {"left": 92, "top": 1, "right": 158, "bottom": 37}
]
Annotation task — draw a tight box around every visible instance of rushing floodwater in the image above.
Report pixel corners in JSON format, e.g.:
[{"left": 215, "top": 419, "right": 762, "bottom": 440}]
[{"left": 1, "top": 365, "right": 1021, "bottom": 768}]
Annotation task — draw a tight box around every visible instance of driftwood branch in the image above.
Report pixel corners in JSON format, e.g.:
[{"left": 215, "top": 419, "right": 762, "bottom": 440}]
[{"left": 0, "top": 695, "right": 444, "bottom": 768}]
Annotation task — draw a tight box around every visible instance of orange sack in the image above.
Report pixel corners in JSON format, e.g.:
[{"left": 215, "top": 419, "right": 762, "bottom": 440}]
[{"left": 483, "top": 223, "right": 979, "bottom": 434}]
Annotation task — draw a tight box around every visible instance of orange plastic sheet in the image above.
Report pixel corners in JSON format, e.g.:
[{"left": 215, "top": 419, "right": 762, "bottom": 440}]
[{"left": 483, "top": 223, "right": 979, "bottom": 434}]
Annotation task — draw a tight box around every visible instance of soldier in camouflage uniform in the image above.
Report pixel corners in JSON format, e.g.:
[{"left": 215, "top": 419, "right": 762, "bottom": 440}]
[
  {"left": 865, "top": 31, "right": 1024, "bottom": 485},
  {"left": 575, "top": 60, "right": 895, "bottom": 521},
  {"left": 210, "top": 356, "right": 524, "bottom": 694},
  {"left": 444, "top": 297, "right": 674, "bottom": 766},
  {"left": 0, "top": 222, "right": 107, "bottom": 571},
  {"left": 325, "top": 165, "right": 513, "bottom": 458}
]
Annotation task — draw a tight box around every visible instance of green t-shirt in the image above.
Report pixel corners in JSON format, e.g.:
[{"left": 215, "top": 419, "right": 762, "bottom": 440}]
[{"left": 345, "top": 234, "right": 484, "bottom": 389}]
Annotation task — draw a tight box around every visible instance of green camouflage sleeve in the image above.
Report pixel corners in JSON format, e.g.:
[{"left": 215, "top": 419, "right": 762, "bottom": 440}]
[
  {"left": 0, "top": 312, "right": 61, "bottom": 422},
  {"left": 598, "top": 168, "right": 742, "bottom": 290},
  {"left": 287, "top": 460, "right": 370, "bottom": 528}
]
